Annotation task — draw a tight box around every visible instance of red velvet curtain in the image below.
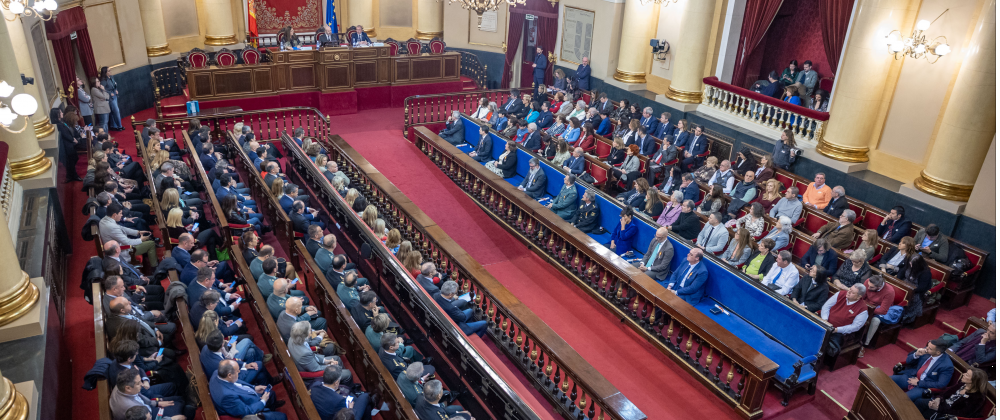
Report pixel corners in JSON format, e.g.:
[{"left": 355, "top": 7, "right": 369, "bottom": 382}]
[
  {"left": 502, "top": 13, "right": 526, "bottom": 88},
  {"left": 50, "top": 38, "right": 78, "bottom": 107},
  {"left": 536, "top": 17, "right": 558, "bottom": 86},
  {"left": 731, "top": 0, "right": 785, "bottom": 88},
  {"left": 818, "top": 0, "right": 854, "bottom": 75},
  {"left": 75, "top": 28, "right": 99, "bottom": 80}
]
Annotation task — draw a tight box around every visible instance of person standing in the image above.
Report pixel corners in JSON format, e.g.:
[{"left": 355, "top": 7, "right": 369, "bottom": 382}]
[
  {"left": 92, "top": 77, "right": 111, "bottom": 133},
  {"left": 532, "top": 47, "right": 548, "bottom": 89},
  {"left": 76, "top": 77, "right": 94, "bottom": 126},
  {"left": 101, "top": 66, "right": 124, "bottom": 131},
  {"left": 574, "top": 57, "right": 591, "bottom": 91}
]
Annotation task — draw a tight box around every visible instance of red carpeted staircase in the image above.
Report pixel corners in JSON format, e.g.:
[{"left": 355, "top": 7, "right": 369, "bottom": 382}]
[{"left": 460, "top": 76, "right": 478, "bottom": 91}]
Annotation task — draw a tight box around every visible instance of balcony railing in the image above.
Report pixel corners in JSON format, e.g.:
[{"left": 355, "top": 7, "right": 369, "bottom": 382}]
[{"left": 701, "top": 77, "right": 829, "bottom": 141}]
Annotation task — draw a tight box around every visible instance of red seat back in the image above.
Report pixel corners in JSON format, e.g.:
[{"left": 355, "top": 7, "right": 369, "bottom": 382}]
[
  {"left": 588, "top": 163, "right": 607, "bottom": 185},
  {"left": 188, "top": 51, "right": 209, "bottom": 68},
  {"left": 595, "top": 139, "right": 611, "bottom": 159},
  {"left": 774, "top": 172, "right": 795, "bottom": 190},
  {"left": 216, "top": 50, "right": 237, "bottom": 67},
  {"left": 887, "top": 282, "right": 907, "bottom": 306},
  {"left": 861, "top": 208, "right": 885, "bottom": 230},
  {"left": 406, "top": 40, "right": 422, "bottom": 55},
  {"left": 803, "top": 212, "right": 829, "bottom": 234},
  {"left": 241, "top": 48, "right": 260, "bottom": 65},
  {"left": 429, "top": 39, "right": 445, "bottom": 54},
  {"left": 388, "top": 42, "right": 399, "bottom": 56},
  {"left": 790, "top": 236, "right": 812, "bottom": 260}
]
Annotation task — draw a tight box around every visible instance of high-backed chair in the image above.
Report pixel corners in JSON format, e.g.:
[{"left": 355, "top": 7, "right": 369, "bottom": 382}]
[
  {"left": 241, "top": 46, "right": 261, "bottom": 65},
  {"left": 215, "top": 48, "right": 237, "bottom": 67},
  {"left": 405, "top": 38, "right": 422, "bottom": 55},
  {"left": 384, "top": 38, "right": 400, "bottom": 56},
  {"left": 187, "top": 48, "right": 209, "bottom": 68},
  {"left": 428, "top": 37, "right": 446, "bottom": 54}
]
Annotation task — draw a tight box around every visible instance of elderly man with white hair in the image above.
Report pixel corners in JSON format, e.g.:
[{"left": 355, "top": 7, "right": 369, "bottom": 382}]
[
  {"left": 823, "top": 185, "right": 849, "bottom": 217},
  {"left": 762, "top": 215, "right": 794, "bottom": 250},
  {"left": 822, "top": 283, "right": 869, "bottom": 357},
  {"left": 639, "top": 106, "right": 659, "bottom": 134},
  {"left": 439, "top": 111, "right": 465, "bottom": 145}
]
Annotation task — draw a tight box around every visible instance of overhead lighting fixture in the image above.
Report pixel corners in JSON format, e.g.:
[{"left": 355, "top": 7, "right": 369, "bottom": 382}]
[
  {"left": 0, "top": 80, "right": 38, "bottom": 134},
  {"left": 2, "top": 0, "right": 57, "bottom": 21},
  {"left": 442, "top": 0, "right": 528, "bottom": 29},
  {"left": 639, "top": 0, "right": 678, "bottom": 5},
  {"left": 885, "top": 9, "right": 951, "bottom": 63}
]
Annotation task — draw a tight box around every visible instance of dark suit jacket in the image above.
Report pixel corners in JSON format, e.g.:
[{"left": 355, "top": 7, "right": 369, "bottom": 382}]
[
  {"left": 496, "top": 153, "right": 518, "bottom": 178},
  {"left": 574, "top": 64, "right": 591, "bottom": 90},
  {"left": 898, "top": 351, "right": 954, "bottom": 390},
  {"left": 744, "top": 251, "right": 776, "bottom": 276},
  {"left": 379, "top": 349, "right": 408, "bottom": 379},
  {"left": 537, "top": 111, "right": 554, "bottom": 129},
  {"left": 674, "top": 131, "right": 692, "bottom": 150},
  {"left": 433, "top": 293, "right": 476, "bottom": 335},
  {"left": 661, "top": 262, "right": 708, "bottom": 305},
  {"left": 877, "top": 218, "right": 912, "bottom": 244},
  {"left": 686, "top": 135, "right": 708, "bottom": 156},
  {"left": 595, "top": 100, "right": 613, "bottom": 114},
  {"left": 681, "top": 182, "right": 700, "bottom": 203},
  {"left": 639, "top": 116, "right": 659, "bottom": 136},
  {"left": 790, "top": 276, "right": 829, "bottom": 312},
  {"left": 519, "top": 169, "right": 547, "bottom": 199},
  {"left": 416, "top": 274, "right": 440, "bottom": 295},
  {"left": 523, "top": 131, "right": 542, "bottom": 151},
  {"left": 500, "top": 98, "right": 523, "bottom": 116},
  {"left": 414, "top": 398, "right": 451, "bottom": 420},
  {"left": 801, "top": 247, "right": 840, "bottom": 274},
  {"left": 472, "top": 135, "right": 492, "bottom": 162},
  {"left": 532, "top": 53, "right": 548, "bottom": 78},
  {"left": 310, "top": 382, "right": 350, "bottom": 420},
  {"left": 823, "top": 196, "right": 848, "bottom": 218},
  {"left": 208, "top": 375, "right": 266, "bottom": 417},
  {"left": 105, "top": 315, "right": 159, "bottom": 354},
  {"left": 650, "top": 146, "right": 678, "bottom": 166},
  {"left": 290, "top": 212, "right": 310, "bottom": 234},
  {"left": 653, "top": 121, "right": 675, "bottom": 140},
  {"left": 635, "top": 135, "right": 657, "bottom": 156},
  {"left": 671, "top": 212, "right": 701, "bottom": 240},
  {"left": 562, "top": 156, "right": 584, "bottom": 175}
]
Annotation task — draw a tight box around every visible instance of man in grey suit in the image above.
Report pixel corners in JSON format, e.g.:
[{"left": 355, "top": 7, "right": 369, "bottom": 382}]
[
  {"left": 287, "top": 321, "right": 352, "bottom": 382},
  {"left": 913, "top": 224, "right": 949, "bottom": 264},
  {"left": 439, "top": 111, "right": 465, "bottom": 145},
  {"left": 794, "top": 60, "right": 819, "bottom": 100},
  {"left": 276, "top": 297, "right": 337, "bottom": 356},
  {"left": 696, "top": 212, "right": 729, "bottom": 254},
  {"left": 99, "top": 203, "right": 159, "bottom": 267},
  {"left": 518, "top": 158, "right": 547, "bottom": 199},
  {"left": 635, "top": 227, "right": 674, "bottom": 281},
  {"left": 324, "top": 161, "right": 350, "bottom": 187}
]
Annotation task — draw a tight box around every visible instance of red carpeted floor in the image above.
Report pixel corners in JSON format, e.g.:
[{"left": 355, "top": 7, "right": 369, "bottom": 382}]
[{"left": 60, "top": 105, "right": 996, "bottom": 420}]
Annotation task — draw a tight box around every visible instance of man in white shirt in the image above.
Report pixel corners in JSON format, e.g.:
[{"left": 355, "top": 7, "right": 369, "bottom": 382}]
[
  {"left": 821, "top": 283, "right": 869, "bottom": 357},
  {"left": 761, "top": 251, "right": 799, "bottom": 295}
]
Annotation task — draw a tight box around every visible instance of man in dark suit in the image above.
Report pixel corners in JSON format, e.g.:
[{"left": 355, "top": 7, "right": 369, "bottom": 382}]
[
  {"left": 102, "top": 275, "right": 175, "bottom": 339},
  {"left": 191, "top": 291, "right": 246, "bottom": 337},
  {"left": 877, "top": 206, "right": 912, "bottom": 244},
  {"left": 415, "top": 380, "right": 471, "bottom": 420},
  {"left": 349, "top": 291, "right": 381, "bottom": 331},
  {"left": 890, "top": 339, "right": 955, "bottom": 400},
  {"left": 279, "top": 184, "right": 315, "bottom": 219},
  {"left": 669, "top": 200, "right": 701, "bottom": 240},
  {"left": 639, "top": 107, "right": 659, "bottom": 135},
  {"left": 200, "top": 331, "right": 276, "bottom": 385},
  {"left": 187, "top": 264, "right": 238, "bottom": 317},
  {"left": 518, "top": 158, "right": 547, "bottom": 199},
  {"left": 106, "top": 297, "right": 173, "bottom": 359},
  {"left": 433, "top": 281, "right": 487, "bottom": 336},
  {"left": 913, "top": 224, "right": 949, "bottom": 263},
  {"left": 574, "top": 57, "right": 591, "bottom": 91},
  {"left": 790, "top": 266, "right": 830, "bottom": 312},
  {"left": 290, "top": 201, "right": 314, "bottom": 234},
  {"left": 573, "top": 190, "right": 601, "bottom": 234},
  {"left": 595, "top": 93, "right": 613, "bottom": 114},
  {"left": 104, "top": 241, "right": 165, "bottom": 305},
  {"left": 316, "top": 25, "right": 335, "bottom": 47},
  {"left": 349, "top": 25, "right": 372, "bottom": 46},
  {"left": 415, "top": 263, "right": 468, "bottom": 310},
  {"left": 757, "top": 71, "right": 783, "bottom": 99},
  {"left": 823, "top": 186, "right": 848, "bottom": 217},
  {"left": 634, "top": 126, "right": 657, "bottom": 156},
  {"left": 660, "top": 248, "right": 708, "bottom": 305},
  {"left": 949, "top": 322, "right": 995, "bottom": 366},
  {"left": 680, "top": 174, "right": 700, "bottom": 202},
  {"left": 499, "top": 89, "right": 524, "bottom": 117},
  {"left": 522, "top": 123, "right": 542, "bottom": 151},
  {"left": 561, "top": 147, "right": 585, "bottom": 175},
  {"left": 653, "top": 112, "right": 675, "bottom": 140},
  {"left": 532, "top": 47, "right": 548, "bottom": 88},
  {"left": 311, "top": 365, "right": 373, "bottom": 420},
  {"left": 379, "top": 332, "right": 434, "bottom": 381},
  {"left": 636, "top": 227, "right": 674, "bottom": 281},
  {"left": 681, "top": 125, "right": 708, "bottom": 172},
  {"left": 646, "top": 138, "right": 678, "bottom": 184},
  {"left": 536, "top": 102, "right": 554, "bottom": 129},
  {"left": 209, "top": 360, "right": 286, "bottom": 420},
  {"left": 305, "top": 225, "right": 324, "bottom": 257},
  {"left": 469, "top": 125, "right": 493, "bottom": 162}
]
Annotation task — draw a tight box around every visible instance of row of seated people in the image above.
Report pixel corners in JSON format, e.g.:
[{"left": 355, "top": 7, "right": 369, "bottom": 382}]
[{"left": 224, "top": 127, "right": 483, "bottom": 419}]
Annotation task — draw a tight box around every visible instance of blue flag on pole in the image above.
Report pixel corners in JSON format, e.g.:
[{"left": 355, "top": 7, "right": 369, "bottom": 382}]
[{"left": 326, "top": 0, "right": 338, "bottom": 34}]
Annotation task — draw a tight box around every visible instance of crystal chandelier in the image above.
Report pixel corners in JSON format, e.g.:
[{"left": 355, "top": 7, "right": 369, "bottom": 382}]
[
  {"left": 2, "top": 0, "right": 58, "bottom": 21},
  {"left": 0, "top": 80, "right": 38, "bottom": 134},
  {"left": 443, "top": 0, "right": 527, "bottom": 29},
  {"left": 885, "top": 10, "right": 951, "bottom": 64}
]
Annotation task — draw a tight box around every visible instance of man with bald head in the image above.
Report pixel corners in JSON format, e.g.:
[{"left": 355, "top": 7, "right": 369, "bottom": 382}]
[
  {"left": 249, "top": 245, "right": 297, "bottom": 281},
  {"left": 267, "top": 278, "right": 327, "bottom": 331},
  {"left": 106, "top": 296, "right": 176, "bottom": 359},
  {"left": 103, "top": 275, "right": 176, "bottom": 340},
  {"left": 317, "top": 236, "right": 360, "bottom": 287},
  {"left": 104, "top": 240, "right": 165, "bottom": 306},
  {"left": 561, "top": 147, "right": 585, "bottom": 175},
  {"left": 661, "top": 248, "right": 708, "bottom": 305},
  {"left": 209, "top": 360, "right": 287, "bottom": 420},
  {"left": 275, "top": 297, "right": 337, "bottom": 356},
  {"left": 323, "top": 161, "right": 350, "bottom": 187},
  {"left": 172, "top": 233, "right": 195, "bottom": 268},
  {"left": 635, "top": 227, "right": 674, "bottom": 281}
]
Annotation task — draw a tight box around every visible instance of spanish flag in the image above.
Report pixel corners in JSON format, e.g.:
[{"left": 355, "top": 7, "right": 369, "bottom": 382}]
[{"left": 247, "top": 0, "right": 258, "bottom": 44}]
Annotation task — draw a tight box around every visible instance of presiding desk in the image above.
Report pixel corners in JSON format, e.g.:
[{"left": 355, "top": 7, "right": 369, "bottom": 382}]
[{"left": 186, "top": 46, "right": 460, "bottom": 101}]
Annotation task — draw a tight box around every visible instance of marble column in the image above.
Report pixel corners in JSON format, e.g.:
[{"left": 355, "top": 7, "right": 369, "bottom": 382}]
[
  {"left": 0, "top": 191, "right": 37, "bottom": 327},
  {"left": 416, "top": 0, "right": 444, "bottom": 40},
  {"left": 139, "top": 0, "right": 172, "bottom": 56},
  {"left": 914, "top": 0, "right": 996, "bottom": 201},
  {"left": 202, "top": 0, "right": 238, "bottom": 45},
  {"left": 663, "top": 0, "right": 717, "bottom": 103},
  {"left": 3, "top": 10, "right": 53, "bottom": 141},
  {"left": 816, "top": 0, "right": 918, "bottom": 162},
  {"left": 348, "top": 0, "right": 375, "bottom": 37},
  {"left": 0, "top": 15, "right": 49, "bottom": 181},
  {"left": 0, "top": 371, "right": 30, "bottom": 420},
  {"left": 612, "top": 0, "right": 659, "bottom": 84}
]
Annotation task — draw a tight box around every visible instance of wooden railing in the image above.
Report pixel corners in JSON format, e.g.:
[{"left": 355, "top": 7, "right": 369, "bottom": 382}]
[
  {"left": 92, "top": 282, "right": 113, "bottom": 420},
  {"left": 459, "top": 51, "right": 488, "bottom": 89},
  {"left": 402, "top": 88, "right": 533, "bottom": 138},
  {"left": 130, "top": 107, "right": 331, "bottom": 148},
  {"left": 169, "top": 269, "right": 222, "bottom": 420},
  {"left": 414, "top": 126, "right": 781, "bottom": 420},
  {"left": 845, "top": 368, "right": 922, "bottom": 420},
  {"left": 701, "top": 77, "right": 829, "bottom": 141},
  {"left": 289, "top": 133, "right": 646, "bottom": 420}
]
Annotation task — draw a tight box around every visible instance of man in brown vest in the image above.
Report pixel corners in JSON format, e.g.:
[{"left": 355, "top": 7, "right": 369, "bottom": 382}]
[{"left": 821, "top": 283, "right": 869, "bottom": 356}]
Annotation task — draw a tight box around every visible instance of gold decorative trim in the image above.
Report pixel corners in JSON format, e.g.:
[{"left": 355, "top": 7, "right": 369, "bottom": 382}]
[
  {"left": 9, "top": 149, "right": 51, "bottom": 181},
  {"left": 205, "top": 34, "right": 239, "bottom": 46},
  {"left": 0, "top": 271, "right": 38, "bottom": 328},
  {"left": 664, "top": 85, "right": 701, "bottom": 103},
  {"left": 32, "top": 118, "right": 54, "bottom": 139},
  {"left": 613, "top": 69, "right": 646, "bottom": 84},
  {"left": 914, "top": 171, "right": 973, "bottom": 202},
  {"left": 415, "top": 31, "right": 442, "bottom": 41},
  {"left": 559, "top": 6, "right": 595, "bottom": 66},
  {"left": 365, "top": 28, "right": 376, "bottom": 37},
  {"left": 0, "top": 378, "right": 29, "bottom": 420},
  {"left": 146, "top": 44, "right": 172, "bottom": 57},
  {"left": 816, "top": 138, "right": 869, "bottom": 163}
]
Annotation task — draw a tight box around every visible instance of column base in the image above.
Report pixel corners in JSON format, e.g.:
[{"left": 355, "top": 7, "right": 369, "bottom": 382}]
[
  {"left": 815, "top": 138, "right": 870, "bottom": 163},
  {"left": 913, "top": 171, "right": 974, "bottom": 202},
  {"left": 31, "top": 119, "right": 53, "bottom": 141},
  {"left": 656, "top": 94, "right": 701, "bottom": 113},
  {"left": 146, "top": 44, "right": 172, "bottom": 57},
  {"left": 0, "top": 276, "right": 44, "bottom": 342},
  {"left": 12, "top": 381, "right": 36, "bottom": 420},
  {"left": 612, "top": 69, "right": 647, "bottom": 84},
  {"left": 8, "top": 151, "right": 50, "bottom": 182},
  {"left": 13, "top": 157, "right": 56, "bottom": 191},
  {"left": 801, "top": 146, "right": 870, "bottom": 174},
  {"left": 899, "top": 183, "right": 967, "bottom": 214},
  {"left": 603, "top": 78, "right": 649, "bottom": 92},
  {"left": 205, "top": 34, "right": 239, "bottom": 46},
  {"left": 415, "top": 31, "right": 442, "bottom": 40},
  {"left": 663, "top": 85, "right": 702, "bottom": 104},
  {"left": 0, "top": 378, "right": 28, "bottom": 420}
]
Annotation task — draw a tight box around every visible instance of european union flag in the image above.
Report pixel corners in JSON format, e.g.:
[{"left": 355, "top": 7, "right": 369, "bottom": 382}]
[{"left": 326, "top": 0, "right": 338, "bottom": 34}]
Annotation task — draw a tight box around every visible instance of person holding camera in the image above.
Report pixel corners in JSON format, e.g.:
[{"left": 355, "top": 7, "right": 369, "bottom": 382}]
[{"left": 772, "top": 129, "right": 800, "bottom": 170}]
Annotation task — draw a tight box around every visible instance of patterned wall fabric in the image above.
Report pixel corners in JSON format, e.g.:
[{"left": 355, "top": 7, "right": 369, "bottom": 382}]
[
  {"left": 254, "top": 0, "right": 323, "bottom": 33},
  {"left": 758, "top": 0, "right": 832, "bottom": 82}
]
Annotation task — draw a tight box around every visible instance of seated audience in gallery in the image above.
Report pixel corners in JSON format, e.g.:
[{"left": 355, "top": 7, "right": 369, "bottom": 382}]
[
  {"left": 661, "top": 248, "right": 708, "bottom": 305},
  {"left": 821, "top": 283, "right": 869, "bottom": 357}
]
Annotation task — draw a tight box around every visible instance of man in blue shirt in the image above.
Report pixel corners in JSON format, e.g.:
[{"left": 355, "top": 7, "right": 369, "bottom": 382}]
[
  {"left": 660, "top": 248, "right": 708, "bottom": 305},
  {"left": 561, "top": 147, "right": 585, "bottom": 175},
  {"left": 209, "top": 360, "right": 286, "bottom": 420}
]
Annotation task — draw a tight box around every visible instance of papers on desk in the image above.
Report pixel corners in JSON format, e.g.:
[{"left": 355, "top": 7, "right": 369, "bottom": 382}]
[
  {"left": 373, "top": 42, "right": 384, "bottom": 46},
  {"left": 458, "top": 293, "right": 473, "bottom": 302},
  {"left": 299, "top": 46, "right": 313, "bottom": 50}
]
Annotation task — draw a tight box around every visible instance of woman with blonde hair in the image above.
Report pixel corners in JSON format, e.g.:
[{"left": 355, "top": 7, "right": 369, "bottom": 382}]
[
  {"left": 758, "top": 179, "right": 784, "bottom": 212},
  {"left": 270, "top": 178, "right": 284, "bottom": 198},
  {"left": 402, "top": 251, "right": 422, "bottom": 278},
  {"left": 852, "top": 229, "right": 879, "bottom": 263},
  {"left": 642, "top": 188, "right": 664, "bottom": 218},
  {"left": 396, "top": 240, "right": 412, "bottom": 257},
  {"left": 361, "top": 205, "right": 378, "bottom": 227},
  {"left": 721, "top": 228, "right": 755, "bottom": 266},
  {"left": 373, "top": 219, "right": 388, "bottom": 241},
  {"left": 692, "top": 156, "right": 720, "bottom": 184},
  {"left": 385, "top": 229, "right": 402, "bottom": 253},
  {"left": 315, "top": 154, "right": 328, "bottom": 171},
  {"left": 160, "top": 188, "right": 199, "bottom": 224}
]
